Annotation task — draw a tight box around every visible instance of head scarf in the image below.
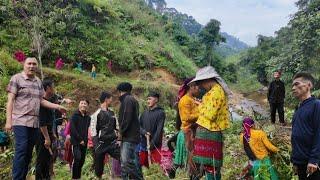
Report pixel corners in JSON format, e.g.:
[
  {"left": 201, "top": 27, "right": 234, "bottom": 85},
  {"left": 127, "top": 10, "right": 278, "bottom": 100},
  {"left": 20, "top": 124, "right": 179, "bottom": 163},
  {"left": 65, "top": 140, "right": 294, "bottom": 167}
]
[
  {"left": 242, "top": 117, "right": 254, "bottom": 142},
  {"left": 176, "top": 77, "right": 194, "bottom": 103}
]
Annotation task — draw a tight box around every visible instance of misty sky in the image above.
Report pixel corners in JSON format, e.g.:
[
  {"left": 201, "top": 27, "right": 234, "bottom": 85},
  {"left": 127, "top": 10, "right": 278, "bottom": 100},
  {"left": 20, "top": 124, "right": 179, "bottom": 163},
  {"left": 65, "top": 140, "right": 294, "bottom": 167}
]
[{"left": 166, "top": 0, "right": 298, "bottom": 46}]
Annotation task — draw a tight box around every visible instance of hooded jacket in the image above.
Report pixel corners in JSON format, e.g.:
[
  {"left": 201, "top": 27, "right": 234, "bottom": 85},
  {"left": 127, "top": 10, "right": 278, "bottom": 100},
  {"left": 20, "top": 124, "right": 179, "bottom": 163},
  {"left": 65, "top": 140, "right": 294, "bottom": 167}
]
[
  {"left": 70, "top": 110, "right": 91, "bottom": 146},
  {"left": 140, "top": 106, "right": 166, "bottom": 150}
]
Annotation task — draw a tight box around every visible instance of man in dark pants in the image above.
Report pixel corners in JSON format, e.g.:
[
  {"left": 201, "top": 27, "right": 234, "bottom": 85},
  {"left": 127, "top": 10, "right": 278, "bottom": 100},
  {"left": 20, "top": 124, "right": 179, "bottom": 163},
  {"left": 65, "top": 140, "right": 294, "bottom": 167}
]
[
  {"left": 5, "top": 57, "right": 66, "bottom": 180},
  {"left": 139, "top": 91, "right": 166, "bottom": 167},
  {"left": 70, "top": 99, "right": 91, "bottom": 180},
  {"left": 267, "top": 70, "right": 285, "bottom": 125},
  {"left": 35, "top": 78, "right": 56, "bottom": 180},
  {"left": 117, "top": 82, "right": 143, "bottom": 180},
  {"left": 291, "top": 72, "right": 320, "bottom": 180},
  {"left": 94, "top": 92, "right": 120, "bottom": 179}
]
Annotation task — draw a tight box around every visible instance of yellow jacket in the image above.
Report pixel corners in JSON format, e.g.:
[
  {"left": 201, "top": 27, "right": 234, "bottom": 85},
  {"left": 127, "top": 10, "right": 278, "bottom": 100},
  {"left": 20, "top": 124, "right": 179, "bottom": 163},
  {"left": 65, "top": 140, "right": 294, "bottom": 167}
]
[
  {"left": 196, "top": 83, "right": 230, "bottom": 131},
  {"left": 240, "top": 129, "right": 279, "bottom": 160},
  {"left": 178, "top": 94, "right": 199, "bottom": 131}
]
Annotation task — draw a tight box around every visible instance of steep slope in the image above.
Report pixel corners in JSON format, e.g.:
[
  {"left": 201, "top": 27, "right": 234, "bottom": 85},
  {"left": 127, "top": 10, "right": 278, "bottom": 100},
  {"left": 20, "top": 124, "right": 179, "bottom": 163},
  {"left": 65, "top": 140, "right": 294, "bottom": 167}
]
[{"left": 0, "top": 0, "right": 196, "bottom": 78}]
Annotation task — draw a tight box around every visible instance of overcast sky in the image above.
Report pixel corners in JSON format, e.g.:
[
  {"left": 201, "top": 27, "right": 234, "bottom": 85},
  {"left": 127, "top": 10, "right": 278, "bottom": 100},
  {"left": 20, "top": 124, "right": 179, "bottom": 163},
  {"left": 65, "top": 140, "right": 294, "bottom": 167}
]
[{"left": 166, "top": 0, "right": 298, "bottom": 46}]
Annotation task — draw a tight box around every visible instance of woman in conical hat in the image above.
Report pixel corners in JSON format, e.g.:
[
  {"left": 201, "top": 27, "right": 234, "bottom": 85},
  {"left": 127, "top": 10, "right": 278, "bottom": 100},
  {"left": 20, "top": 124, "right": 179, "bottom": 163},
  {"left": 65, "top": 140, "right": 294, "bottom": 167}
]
[{"left": 191, "top": 66, "right": 231, "bottom": 180}]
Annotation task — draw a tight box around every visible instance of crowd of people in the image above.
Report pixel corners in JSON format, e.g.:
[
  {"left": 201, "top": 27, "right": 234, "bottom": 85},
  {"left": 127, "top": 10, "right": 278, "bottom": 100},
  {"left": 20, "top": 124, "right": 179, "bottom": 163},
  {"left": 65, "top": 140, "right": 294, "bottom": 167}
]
[{"left": 2, "top": 57, "right": 320, "bottom": 180}]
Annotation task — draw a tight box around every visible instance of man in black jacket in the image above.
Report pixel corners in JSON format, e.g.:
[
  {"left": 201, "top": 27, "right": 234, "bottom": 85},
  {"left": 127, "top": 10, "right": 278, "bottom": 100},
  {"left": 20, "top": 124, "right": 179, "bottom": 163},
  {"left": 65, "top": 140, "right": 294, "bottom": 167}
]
[
  {"left": 267, "top": 70, "right": 285, "bottom": 125},
  {"left": 70, "top": 99, "right": 91, "bottom": 180},
  {"left": 139, "top": 91, "right": 165, "bottom": 167},
  {"left": 94, "top": 92, "right": 120, "bottom": 179},
  {"left": 291, "top": 72, "right": 320, "bottom": 179},
  {"left": 117, "top": 82, "right": 143, "bottom": 180},
  {"left": 35, "top": 78, "right": 56, "bottom": 180}
]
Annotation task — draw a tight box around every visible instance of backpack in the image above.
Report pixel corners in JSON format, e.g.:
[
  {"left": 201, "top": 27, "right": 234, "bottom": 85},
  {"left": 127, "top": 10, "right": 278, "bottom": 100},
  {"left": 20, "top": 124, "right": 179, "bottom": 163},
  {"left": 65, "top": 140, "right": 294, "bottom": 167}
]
[{"left": 0, "top": 131, "right": 9, "bottom": 145}]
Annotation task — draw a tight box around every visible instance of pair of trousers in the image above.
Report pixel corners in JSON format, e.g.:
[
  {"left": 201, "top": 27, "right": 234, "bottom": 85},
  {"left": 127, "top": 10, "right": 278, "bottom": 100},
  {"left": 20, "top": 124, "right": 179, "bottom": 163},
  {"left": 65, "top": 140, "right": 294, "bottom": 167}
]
[
  {"left": 94, "top": 141, "right": 120, "bottom": 177},
  {"left": 120, "top": 142, "right": 143, "bottom": 180},
  {"left": 270, "top": 102, "right": 285, "bottom": 123},
  {"left": 297, "top": 164, "right": 320, "bottom": 180},
  {"left": 35, "top": 134, "right": 53, "bottom": 180},
  {"left": 72, "top": 145, "right": 87, "bottom": 179},
  {"left": 12, "top": 126, "right": 38, "bottom": 180}
]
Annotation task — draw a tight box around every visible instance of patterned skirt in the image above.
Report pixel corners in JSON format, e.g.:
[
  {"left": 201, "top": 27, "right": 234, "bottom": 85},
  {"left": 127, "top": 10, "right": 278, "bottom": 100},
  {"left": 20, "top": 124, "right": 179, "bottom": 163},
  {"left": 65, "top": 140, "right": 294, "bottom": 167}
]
[
  {"left": 173, "top": 130, "right": 188, "bottom": 166},
  {"left": 192, "top": 126, "right": 223, "bottom": 168}
]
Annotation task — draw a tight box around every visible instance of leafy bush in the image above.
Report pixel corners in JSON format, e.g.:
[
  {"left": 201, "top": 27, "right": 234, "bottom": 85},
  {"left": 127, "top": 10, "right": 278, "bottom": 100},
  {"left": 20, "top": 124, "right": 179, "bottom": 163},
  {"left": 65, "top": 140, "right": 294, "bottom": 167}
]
[
  {"left": 0, "top": 0, "right": 196, "bottom": 79},
  {"left": 0, "top": 50, "right": 22, "bottom": 76}
]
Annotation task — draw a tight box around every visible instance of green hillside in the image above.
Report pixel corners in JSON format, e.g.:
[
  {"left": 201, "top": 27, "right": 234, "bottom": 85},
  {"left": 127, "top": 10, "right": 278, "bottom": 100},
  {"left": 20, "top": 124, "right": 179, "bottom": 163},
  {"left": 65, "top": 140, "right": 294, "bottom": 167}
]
[
  {"left": 0, "top": 0, "right": 197, "bottom": 78},
  {"left": 1, "top": 0, "right": 314, "bottom": 179}
]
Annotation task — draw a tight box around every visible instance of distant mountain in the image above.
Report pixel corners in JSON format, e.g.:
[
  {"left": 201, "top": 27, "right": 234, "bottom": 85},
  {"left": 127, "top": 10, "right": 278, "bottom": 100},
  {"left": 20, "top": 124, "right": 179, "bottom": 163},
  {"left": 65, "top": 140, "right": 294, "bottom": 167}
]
[
  {"left": 146, "top": 0, "right": 250, "bottom": 56},
  {"left": 162, "top": 8, "right": 202, "bottom": 35},
  {"left": 217, "top": 32, "right": 250, "bottom": 57}
]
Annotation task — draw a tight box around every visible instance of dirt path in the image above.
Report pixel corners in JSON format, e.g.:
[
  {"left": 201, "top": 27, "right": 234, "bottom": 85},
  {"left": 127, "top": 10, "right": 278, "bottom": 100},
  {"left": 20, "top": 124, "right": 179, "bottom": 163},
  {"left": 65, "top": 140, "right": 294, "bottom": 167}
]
[{"left": 229, "top": 88, "right": 270, "bottom": 121}]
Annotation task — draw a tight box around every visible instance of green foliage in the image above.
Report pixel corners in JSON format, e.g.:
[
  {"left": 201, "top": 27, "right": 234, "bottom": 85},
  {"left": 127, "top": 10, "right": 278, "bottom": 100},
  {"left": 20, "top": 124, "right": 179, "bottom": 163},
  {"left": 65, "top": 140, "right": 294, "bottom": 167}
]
[
  {"left": 143, "top": 164, "right": 168, "bottom": 179},
  {"left": 199, "top": 19, "right": 226, "bottom": 66},
  {"left": 163, "top": 107, "right": 177, "bottom": 136},
  {"left": 229, "top": 66, "right": 262, "bottom": 93},
  {"left": 0, "top": 149, "right": 14, "bottom": 179},
  {"left": 162, "top": 6, "right": 201, "bottom": 35},
  {"left": 0, "top": 50, "right": 22, "bottom": 76},
  {"left": 199, "top": 19, "right": 225, "bottom": 47},
  {"left": 240, "top": 0, "right": 320, "bottom": 90},
  {"left": 0, "top": 50, "right": 22, "bottom": 126},
  {"left": 0, "top": 0, "right": 196, "bottom": 78}
]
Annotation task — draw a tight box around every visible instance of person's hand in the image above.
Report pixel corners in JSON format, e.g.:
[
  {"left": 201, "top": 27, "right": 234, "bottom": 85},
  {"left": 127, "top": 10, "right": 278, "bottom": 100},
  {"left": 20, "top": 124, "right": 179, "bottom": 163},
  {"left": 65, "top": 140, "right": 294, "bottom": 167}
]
[
  {"left": 194, "top": 99, "right": 202, "bottom": 105},
  {"left": 63, "top": 98, "right": 73, "bottom": 104},
  {"left": 58, "top": 105, "right": 67, "bottom": 114},
  {"left": 44, "top": 138, "right": 51, "bottom": 149},
  {"left": 5, "top": 121, "right": 12, "bottom": 132},
  {"left": 307, "top": 163, "right": 318, "bottom": 176},
  {"left": 80, "top": 141, "right": 85, "bottom": 146},
  {"left": 145, "top": 132, "right": 151, "bottom": 137}
]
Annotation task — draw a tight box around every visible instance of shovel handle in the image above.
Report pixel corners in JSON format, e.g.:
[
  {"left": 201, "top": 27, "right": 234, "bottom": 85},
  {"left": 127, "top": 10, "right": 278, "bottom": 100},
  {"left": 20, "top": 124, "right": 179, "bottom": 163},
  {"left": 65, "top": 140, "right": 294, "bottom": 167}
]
[{"left": 146, "top": 134, "right": 152, "bottom": 165}]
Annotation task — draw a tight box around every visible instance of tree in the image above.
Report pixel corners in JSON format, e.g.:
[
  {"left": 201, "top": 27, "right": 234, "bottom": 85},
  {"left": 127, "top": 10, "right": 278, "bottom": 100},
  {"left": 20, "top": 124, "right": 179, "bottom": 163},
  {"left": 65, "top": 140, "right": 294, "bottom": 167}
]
[
  {"left": 199, "top": 19, "right": 225, "bottom": 65},
  {"left": 24, "top": 0, "right": 50, "bottom": 81},
  {"left": 31, "top": 16, "right": 48, "bottom": 80}
]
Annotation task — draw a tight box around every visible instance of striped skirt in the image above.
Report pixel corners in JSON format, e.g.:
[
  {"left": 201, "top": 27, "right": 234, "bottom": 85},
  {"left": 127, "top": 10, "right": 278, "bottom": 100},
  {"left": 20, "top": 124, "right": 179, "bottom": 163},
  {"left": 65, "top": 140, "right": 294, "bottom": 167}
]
[{"left": 192, "top": 126, "right": 223, "bottom": 168}]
